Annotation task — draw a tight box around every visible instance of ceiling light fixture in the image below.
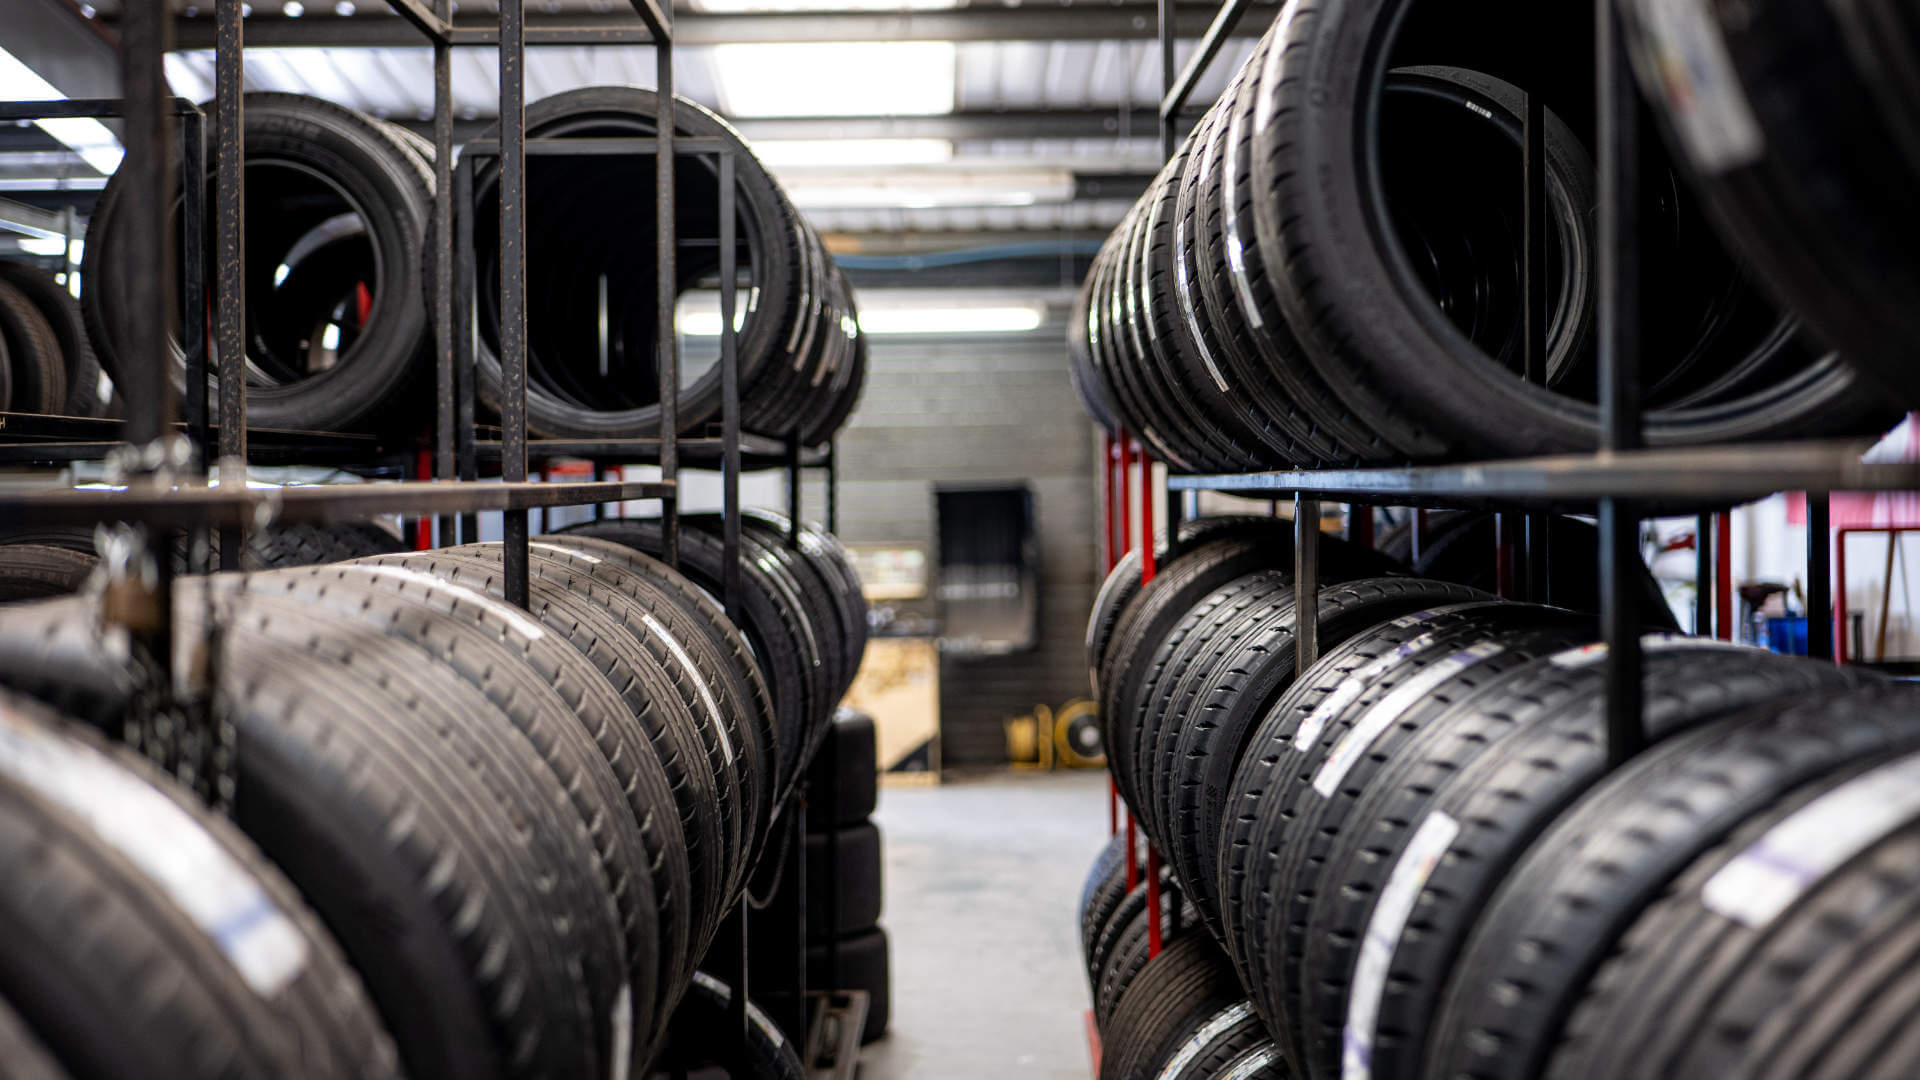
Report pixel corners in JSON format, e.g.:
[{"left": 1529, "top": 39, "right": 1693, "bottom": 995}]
[
  {"left": 0, "top": 48, "right": 122, "bottom": 176},
  {"left": 751, "top": 138, "right": 953, "bottom": 168},
  {"left": 694, "top": 0, "right": 956, "bottom": 10},
  {"left": 682, "top": 301, "right": 1044, "bottom": 336},
  {"left": 712, "top": 42, "right": 956, "bottom": 118}
]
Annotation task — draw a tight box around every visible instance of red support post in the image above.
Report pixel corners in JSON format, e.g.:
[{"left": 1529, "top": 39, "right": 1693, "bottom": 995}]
[
  {"left": 1139, "top": 443, "right": 1157, "bottom": 585},
  {"left": 1838, "top": 529, "right": 1850, "bottom": 664},
  {"left": 1103, "top": 433, "right": 1119, "bottom": 573},
  {"left": 1145, "top": 845, "right": 1164, "bottom": 957},
  {"left": 414, "top": 449, "right": 433, "bottom": 550},
  {"left": 1352, "top": 504, "right": 1374, "bottom": 549},
  {"left": 1108, "top": 777, "right": 1119, "bottom": 837},
  {"left": 1716, "top": 511, "right": 1734, "bottom": 640},
  {"left": 1119, "top": 433, "right": 1134, "bottom": 565},
  {"left": 1124, "top": 810, "right": 1139, "bottom": 890}
]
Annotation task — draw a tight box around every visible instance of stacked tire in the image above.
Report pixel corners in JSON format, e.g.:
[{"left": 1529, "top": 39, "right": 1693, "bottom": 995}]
[
  {"left": 467, "top": 88, "right": 866, "bottom": 442},
  {"left": 83, "top": 89, "right": 866, "bottom": 441},
  {"left": 0, "top": 261, "right": 112, "bottom": 418},
  {"left": 803, "top": 708, "right": 892, "bottom": 1045},
  {"left": 1086, "top": 514, "right": 1920, "bottom": 1078},
  {"left": 0, "top": 515, "right": 868, "bottom": 1077},
  {"left": 1070, "top": 7, "right": 1898, "bottom": 468}
]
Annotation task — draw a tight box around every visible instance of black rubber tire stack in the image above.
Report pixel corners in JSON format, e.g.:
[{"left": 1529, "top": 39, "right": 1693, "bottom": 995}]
[
  {"left": 1084, "top": 509, "right": 1920, "bottom": 1079},
  {"left": 83, "top": 93, "right": 434, "bottom": 435},
  {"left": 464, "top": 87, "right": 865, "bottom": 442},
  {"left": 803, "top": 708, "right": 891, "bottom": 1045},
  {"left": 557, "top": 511, "right": 870, "bottom": 799},
  {"left": 0, "top": 261, "right": 112, "bottom": 417},
  {"left": 0, "top": 515, "right": 869, "bottom": 1078},
  {"left": 1069, "top": 8, "right": 1899, "bottom": 467}
]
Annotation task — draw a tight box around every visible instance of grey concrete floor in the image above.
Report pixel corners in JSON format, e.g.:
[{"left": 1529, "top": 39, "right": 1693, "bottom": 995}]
[{"left": 859, "top": 768, "right": 1109, "bottom": 1080}]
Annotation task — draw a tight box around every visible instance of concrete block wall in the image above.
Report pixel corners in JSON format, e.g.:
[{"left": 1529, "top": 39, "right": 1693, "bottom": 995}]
[{"left": 800, "top": 321, "right": 1099, "bottom": 766}]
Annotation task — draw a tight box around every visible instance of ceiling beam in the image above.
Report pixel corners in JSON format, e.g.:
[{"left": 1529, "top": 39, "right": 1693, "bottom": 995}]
[
  {"left": 159, "top": 5, "right": 1277, "bottom": 48},
  {"left": 396, "top": 108, "right": 1166, "bottom": 144},
  {"left": 16, "top": 0, "right": 120, "bottom": 99}
]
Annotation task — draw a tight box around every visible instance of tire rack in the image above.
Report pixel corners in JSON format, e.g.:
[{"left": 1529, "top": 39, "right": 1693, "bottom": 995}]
[
  {"left": 0, "top": 0, "right": 855, "bottom": 1066},
  {"left": 1088, "top": 0, "right": 1920, "bottom": 1048}
]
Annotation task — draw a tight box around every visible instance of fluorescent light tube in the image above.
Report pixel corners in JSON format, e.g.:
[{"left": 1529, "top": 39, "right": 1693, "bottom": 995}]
[
  {"left": 0, "top": 48, "right": 122, "bottom": 176},
  {"left": 713, "top": 42, "right": 956, "bottom": 118},
  {"left": 752, "top": 138, "right": 953, "bottom": 168}
]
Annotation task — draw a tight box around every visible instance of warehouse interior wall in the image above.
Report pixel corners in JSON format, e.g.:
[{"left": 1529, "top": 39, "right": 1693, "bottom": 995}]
[{"left": 801, "top": 308, "right": 1098, "bottom": 766}]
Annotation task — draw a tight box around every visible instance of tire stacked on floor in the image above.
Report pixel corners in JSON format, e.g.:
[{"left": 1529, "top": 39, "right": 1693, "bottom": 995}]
[
  {"left": 0, "top": 261, "right": 112, "bottom": 418},
  {"left": 465, "top": 87, "right": 866, "bottom": 442},
  {"left": 1069, "top": 8, "right": 1899, "bottom": 468},
  {"left": 803, "top": 707, "right": 892, "bottom": 1045},
  {"left": 1086, "top": 515, "right": 1920, "bottom": 1078},
  {"left": 0, "top": 514, "right": 869, "bottom": 1078},
  {"left": 80, "top": 89, "right": 866, "bottom": 442}
]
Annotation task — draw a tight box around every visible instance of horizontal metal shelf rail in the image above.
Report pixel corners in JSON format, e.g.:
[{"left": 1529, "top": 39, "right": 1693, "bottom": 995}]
[
  {"left": 0, "top": 478, "right": 672, "bottom": 530},
  {"left": 1167, "top": 441, "right": 1920, "bottom": 507}
]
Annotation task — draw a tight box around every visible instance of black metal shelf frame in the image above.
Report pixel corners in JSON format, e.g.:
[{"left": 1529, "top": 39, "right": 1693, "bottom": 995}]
[{"left": 0, "top": 0, "right": 846, "bottom": 1058}]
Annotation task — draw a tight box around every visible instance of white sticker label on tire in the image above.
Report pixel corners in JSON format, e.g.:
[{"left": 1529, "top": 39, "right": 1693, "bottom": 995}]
[
  {"left": 1155, "top": 1001, "right": 1254, "bottom": 1080},
  {"left": 1546, "top": 633, "right": 1751, "bottom": 670},
  {"left": 0, "top": 715, "right": 309, "bottom": 997},
  {"left": 1293, "top": 625, "right": 1448, "bottom": 751},
  {"left": 612, "top": 982, "right": 633, "bottom": 1080},
  {"left": 1313, "top": 642, "right": 1507, "bottom": 797},
  {"left": 1343, "top": 810, "right": 1460, "bottom": 1080},
  {"left": 1703, "top": 750, "right": 1920, "bottom": 928},
  {"left": 1631, "top": 0, "right": 1765, "bottom": 172}
]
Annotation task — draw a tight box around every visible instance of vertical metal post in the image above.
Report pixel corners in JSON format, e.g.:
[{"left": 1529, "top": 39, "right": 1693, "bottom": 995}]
[
  {"left": 1495, "top": 513, "right": 1516, "bottom": 599},
  {"left": 1124, "top": 810, "right": 1138, "bottom": 890},
  {"left": 119, "top": 0, "right": 179, "bottom": 738},
  {"left": 657, "top": 39, "right": 681, "bottom": 571},
  {"left": 786, "top": 436, "right": 802, "bottom": 549},
  {"left": 1138, "top": 446, "right": 1156, "bottom": 583},
  {"left": 1695, "top": 512, "right": 1713, "bottom": 636},
  {"left": 1523, "top": 90, "right": 1548, "bottom": 385},
  {"left": 1411, "top": 509, "right": 1427, "bottom": 564},
  {"left": 1598, "top": 0, "right": 1644, "bottom": 768},
  {"left": 1525, "top": 512, "right": 1550, "bottom": 604},
  {"left": 826, "top": 439, "right": 839, "bottom": 534},
  {"left": 433, "top": 0, "right": 456, "bottom": 549},
  {"left": 1808, "top": 493, "right": 1833, "bottom": 661},
  {"left": 1118, "top": 432, "right": 1134, "bottom": 565},
  {"left": 121, "top": 3, "right": 178, "bottom": 452},
  {"left": 499, "top": 0, "right": 529, "bottom": 607},
  {"left": 1156, "top": 0, "right": 1177, "bottom": 160},
  {"left": 1295, "top": 496, "right": 1320, "bottom": 676},
  {"left": 1350, "top": 504, "right": 1373, "bottom": 549},
  {"left": 214, "top": 0, "right": 246, "bottom": 569},
  {"left": 454, "top": 156, "right": 479, "bottom": 544},
  {"left": 719, "top": 150, "right": 742, "bottom": 619},
  {"left": 1519, "top": 12, "right": 1552, "bottom": 609},
  {"left": 179, "top": 109, "right": 208, "bottom": 462}
]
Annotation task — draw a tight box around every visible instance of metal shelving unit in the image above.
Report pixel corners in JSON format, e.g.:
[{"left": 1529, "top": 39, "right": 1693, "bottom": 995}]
[
  {"left": 1093, "top": 0, "right": 1920, "bottom": 998},
  {"left": 0, "top": 0, "right": 851, "bottom": 1065}
]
